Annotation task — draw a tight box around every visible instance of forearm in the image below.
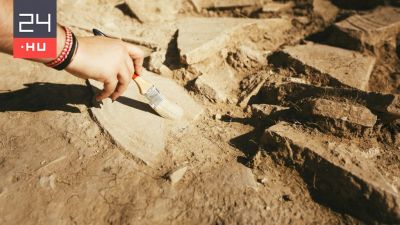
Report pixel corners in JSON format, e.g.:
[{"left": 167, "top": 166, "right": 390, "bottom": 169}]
[{"left": 0, "top": 0, "right": 66, "bottom": 63}]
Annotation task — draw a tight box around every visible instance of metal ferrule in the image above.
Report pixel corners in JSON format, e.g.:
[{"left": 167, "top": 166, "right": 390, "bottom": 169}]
[{"left": 144, "top": 86, "right": 164, "bottom": 108}]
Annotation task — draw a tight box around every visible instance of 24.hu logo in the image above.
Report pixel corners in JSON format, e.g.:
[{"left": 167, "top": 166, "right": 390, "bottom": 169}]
[{"left": 13, "top": 0, "right": 57, "bottom": 59}]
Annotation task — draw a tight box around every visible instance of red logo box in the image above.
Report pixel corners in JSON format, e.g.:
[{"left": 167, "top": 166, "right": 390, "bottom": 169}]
[{"left": 13, "top": 38, "right": 57, "bottom": 58}]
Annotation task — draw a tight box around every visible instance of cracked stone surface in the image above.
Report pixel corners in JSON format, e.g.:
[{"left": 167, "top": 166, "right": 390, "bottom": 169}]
[
  {"left": 88, "top": 71, "right": 203, "bottom": 165},
  {"left": 126, "top": 0, "right": 182, "bottom": 23},
  {"left": 273, "top": 42, "right": 376, "bottom": 91},
  {"left": 329, "top": 7, "right": 400, "bottom": 50},
  {"left": 300, "top": 98, "right": 377, "bottom": 128},
  {"left": 177, "top": 17, "right": 258, "bottom": 65},
  {"left": 262, "top": 122, "right": 400, "bottom": 223},
  {"left": 193, "top": 63, "right": 237, "bottom": 103}
]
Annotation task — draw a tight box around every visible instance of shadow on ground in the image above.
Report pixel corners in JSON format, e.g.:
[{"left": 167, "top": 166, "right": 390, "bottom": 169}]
[
  {"left": 0, "top": 82, "right": 93, "bottom": 113},
  {"left": 0, "top": 82, "right": 157, "bottom": 115}
]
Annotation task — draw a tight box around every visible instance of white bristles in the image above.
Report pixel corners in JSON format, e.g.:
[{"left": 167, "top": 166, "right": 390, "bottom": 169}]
[
  {"left": 154, "top": 97, "right": 184, "bottom": 120},
  {"left": 144, "top": 86, "right": 184, "bottom": 120}
]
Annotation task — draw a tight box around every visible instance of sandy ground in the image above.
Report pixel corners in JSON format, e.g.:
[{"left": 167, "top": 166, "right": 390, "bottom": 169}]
[{"left": 1, "top": 0, "right": 399, "bottom": 224}]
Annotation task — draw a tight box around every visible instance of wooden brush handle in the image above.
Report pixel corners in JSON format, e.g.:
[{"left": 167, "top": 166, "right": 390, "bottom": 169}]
[{"left": 133, "top": 75, "right": 153, "bottom": 95}]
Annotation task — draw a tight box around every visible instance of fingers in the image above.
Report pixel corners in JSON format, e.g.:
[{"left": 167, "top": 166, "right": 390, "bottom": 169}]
[
  {"left": 96, "top": 79, "right": 118, "bottom": 101},
  {"left": 123, "top": 42, "right": 144, "bottom": 75},
  {"left": 111, "top": 65, "right": 131, "bottom": 101},
  {"left": 95, "top": 41, "right": 141, "bottom": 101},
  {"left": 125, "top": 57, "right": 135, "bottom": 78}
]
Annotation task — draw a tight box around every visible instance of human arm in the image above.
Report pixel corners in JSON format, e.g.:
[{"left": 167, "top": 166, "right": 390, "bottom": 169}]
[{"left": 0, "top": 0, "right": 145, "bottom": 101}]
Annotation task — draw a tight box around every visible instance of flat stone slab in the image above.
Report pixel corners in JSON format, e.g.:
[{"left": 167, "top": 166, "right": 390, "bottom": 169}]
[
  {"left": 301, "top": 98, "right": 377, "bottom": 128},
  {"left": 193, "top": 63, "right": 237, "bottom": 103},
  {"left": 126, "top": 0, "right": 182, "bottom": 23},
  {"left": 191, "top": 0, "right": 261, "bottom": 11},
  {"left": 262, "top": 1, "right": 294, "bottom": 13},
  {"left": 88, "top": 71, "right": 203, "bottom": 165},
  {"left": 330, "top": 7, "right": 400, "bottom": 50},
  {"left": 262, "top": 122, "right": 400, "bottom": 223},
  {"left": 277, "top": 42, "right": 376, "bottom": 90},
  {"left": 177, "top": 17, "right": 258, "bottom": 65},
  {"left": 258, "top": 81, "right": 400, "bottom": 118},
  {"left": 251, "top": 104, "right": 289, "bottom": 119}
]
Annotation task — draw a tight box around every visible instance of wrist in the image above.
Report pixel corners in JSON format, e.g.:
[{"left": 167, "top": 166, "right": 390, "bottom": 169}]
[
  {"left": 45, "top": 26, "right": 79, "bottom": 70},
  {"left": 32, "top": 25, "right": 66, "bottom": 64}
]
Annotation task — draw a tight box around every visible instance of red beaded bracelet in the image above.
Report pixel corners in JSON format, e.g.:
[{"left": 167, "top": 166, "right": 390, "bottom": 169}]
[{"left": 45, "top": 26, "right": 73, "bottom": 68}]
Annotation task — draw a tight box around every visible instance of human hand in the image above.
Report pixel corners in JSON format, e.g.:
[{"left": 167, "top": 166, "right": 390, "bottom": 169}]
[{"left": 65, "top": 36, "right": 144, "bottom": 101}]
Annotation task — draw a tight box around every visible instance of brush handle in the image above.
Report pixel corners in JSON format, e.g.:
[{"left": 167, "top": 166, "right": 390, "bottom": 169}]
[{"left": 133, "top": 76, "right": 153, "bottom": 95}]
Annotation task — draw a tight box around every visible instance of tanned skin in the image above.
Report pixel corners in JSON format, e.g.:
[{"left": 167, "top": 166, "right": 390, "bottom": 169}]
[{"left": 0, "top": 0, "right": 145, "bottom": 101}]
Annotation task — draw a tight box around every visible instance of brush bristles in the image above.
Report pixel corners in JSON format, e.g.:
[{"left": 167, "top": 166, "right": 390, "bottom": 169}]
[
  {"left": 154, "top": 97, "right": 184, "bottom": 120},
  {"left": 144, "top": 86, "right": 184, "bottom": 120}
]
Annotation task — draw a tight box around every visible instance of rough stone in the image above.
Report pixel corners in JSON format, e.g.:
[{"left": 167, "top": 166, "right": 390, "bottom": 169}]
[
  {"left": 261, "top": 122, "right": 400, "bottom": 223},
  {"left": 167, "top": 166, "right": 188, "bottom": 185},
  {"left": 313, "top": 0, "right": 339, "bottom": 24},
  {"left": 88, "top": 71, "right": 203, "bottom": 165},
  {"left": 238, "top": 72, "right": 269, "bottom": 107},
  {"left": 227, "top": 45, "right": 266, "bottom": 70},
  {"left": 148, "top": 51, "right": 173, "bottom": 77},
  {"left": 257, "top": 81, "right": 400, "bottom": 118},
  {"left": 177, "top": 17, "right": 258, "bottom": 65},
  {"left": 329, "top": 7, "right": 400, "bottom": 51},
  {"left": 262, "top": 1, "right": 294, "bottom": 14},
  {"left": 302, "top": 98, "right": 377, "bottom": 128},
  {"left": 193, "top": 63, "right": 237, "bottom": 103},
  {"left": 272, "top": 42, "right": 376, "bottom": 91},
  {"left": 223, "top": 163, "right": 258, "bottom": 190},
  {"left": 191, "top": 0, "right": 261, "bottom": 11},
  {"left": 126, "top": 0, "right": 182, "bottom": 23},
  {"left": 251, "top": 104, "right": 289, "bottom": 119}
]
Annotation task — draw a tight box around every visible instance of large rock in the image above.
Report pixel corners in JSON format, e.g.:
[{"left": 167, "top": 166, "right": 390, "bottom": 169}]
[
  {"left": 257, "top": 81, "right": 400, "bottom": 118},
  {"left": 88, "top": 71, "right": 203, "bottom": 165},
  {"left": 313, "top": 0, "right": 339, "bottom": 24},
  {"left": 177, "top": 17, "right": 258, "bottom": 65},
  {"left": 126, "top": 0, "right": 182, "bottom": 23},
  {"left": 328, "top": 7, "right": 400, "bottom": 51},
  {"left": 261, "top": 122, "right": 400, "bottom": 223},
  {"left": 251, "top": 104, "right": 289, "bottom": 119},
  {"left": 262, "top": 1, "right": 294, "bottom": 13},
  {"left": 193, "top": 63, "right": 237, "bottom": 103},
  {"left": 270, "top": 42, "right": 376, "bottom": 91},
  {"left": 190, "top": 0, "right": 261, "bottom": 11},
  {"left": 301, "top": 98, "right": 377, "bottom": 128}
]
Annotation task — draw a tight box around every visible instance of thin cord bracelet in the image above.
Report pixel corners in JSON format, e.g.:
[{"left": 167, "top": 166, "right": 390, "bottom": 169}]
[
  {"left": 54, "top": 32, "right": 78, "bottom": 71},
  {"left": 45, "top": 26, "right": 78, "bottom": 71}
]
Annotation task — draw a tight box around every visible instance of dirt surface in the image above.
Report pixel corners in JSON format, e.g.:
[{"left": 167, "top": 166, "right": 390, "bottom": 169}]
[{"left": 1, "top": 0, "right": 400, "bottom": 224}]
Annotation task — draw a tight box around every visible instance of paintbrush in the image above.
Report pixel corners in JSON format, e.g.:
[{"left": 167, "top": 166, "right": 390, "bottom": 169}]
[{"left": 93, "top": 29, "right": 184, "bottom": 120}]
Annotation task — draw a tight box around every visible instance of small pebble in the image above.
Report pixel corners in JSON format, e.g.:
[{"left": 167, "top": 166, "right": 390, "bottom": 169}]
[
  {"left": 213, "top": 114, "right": 222, "bottom": 120},
  {"left": 282, "top": 194, "right": 292, "bottom": 202},
  {"left": 258, "top": 177, "right": 268, "bottom": 185},
  {"left": 168, "top": 166, "right": 188, "bottom": 185}
]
